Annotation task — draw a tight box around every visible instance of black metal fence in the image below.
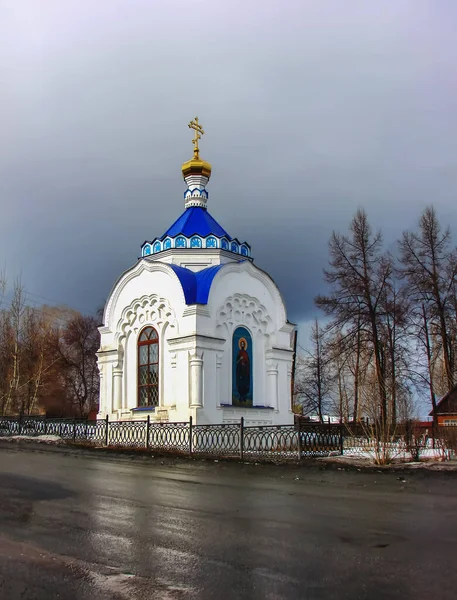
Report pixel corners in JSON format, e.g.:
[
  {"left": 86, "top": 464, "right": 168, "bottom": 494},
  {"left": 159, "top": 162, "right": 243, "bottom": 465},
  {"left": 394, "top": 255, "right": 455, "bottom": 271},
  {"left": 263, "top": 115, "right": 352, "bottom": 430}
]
[{"left": 0, "top": 415, "right": 344, "bottom": 461}]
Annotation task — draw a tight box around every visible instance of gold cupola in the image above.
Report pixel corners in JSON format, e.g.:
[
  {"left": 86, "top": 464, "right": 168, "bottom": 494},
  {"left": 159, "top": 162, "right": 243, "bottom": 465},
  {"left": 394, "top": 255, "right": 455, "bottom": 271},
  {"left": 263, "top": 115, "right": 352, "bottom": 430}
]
[
  {"left": 182, "top": 117, "right": 212, "bottom": 208},
  {"left": 182, "top": 116, "right": 212, "bottom": 179}
]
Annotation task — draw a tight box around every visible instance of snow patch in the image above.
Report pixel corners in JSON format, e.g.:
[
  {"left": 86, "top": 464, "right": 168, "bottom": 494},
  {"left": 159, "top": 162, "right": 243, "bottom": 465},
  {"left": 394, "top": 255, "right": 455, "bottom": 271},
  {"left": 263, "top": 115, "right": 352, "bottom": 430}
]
[{"left": 10, "top": 435, "right": 62, "bottom": 443}]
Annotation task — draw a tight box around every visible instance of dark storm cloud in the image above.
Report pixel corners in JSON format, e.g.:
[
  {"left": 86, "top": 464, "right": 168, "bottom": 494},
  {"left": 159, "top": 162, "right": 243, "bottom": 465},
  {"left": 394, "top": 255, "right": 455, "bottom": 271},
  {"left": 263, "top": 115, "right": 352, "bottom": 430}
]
[{"left": 1, "top": 0, "right": 457, "bottom": 336}]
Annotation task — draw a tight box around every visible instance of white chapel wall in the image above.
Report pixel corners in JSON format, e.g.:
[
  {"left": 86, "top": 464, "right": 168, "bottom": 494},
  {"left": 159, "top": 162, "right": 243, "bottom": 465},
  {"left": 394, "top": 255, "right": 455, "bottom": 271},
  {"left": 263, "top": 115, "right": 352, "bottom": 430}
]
[{"left": 197, "top": 263, "right": 294, "bottom": 425}]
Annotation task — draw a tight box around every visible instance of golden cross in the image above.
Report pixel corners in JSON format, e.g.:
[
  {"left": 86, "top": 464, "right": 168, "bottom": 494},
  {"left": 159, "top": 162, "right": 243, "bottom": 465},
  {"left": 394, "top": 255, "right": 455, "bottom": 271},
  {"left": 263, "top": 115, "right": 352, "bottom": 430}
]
[{"left": 188, "top": 117, "right": 205, "bottom": 159}]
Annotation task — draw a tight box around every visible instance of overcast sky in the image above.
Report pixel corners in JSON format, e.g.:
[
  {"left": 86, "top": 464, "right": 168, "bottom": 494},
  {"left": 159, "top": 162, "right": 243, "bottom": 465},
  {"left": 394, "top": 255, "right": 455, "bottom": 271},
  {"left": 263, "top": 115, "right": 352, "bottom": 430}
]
[{"left": 1, "top": 0, "right": 457, "bottom": 340}]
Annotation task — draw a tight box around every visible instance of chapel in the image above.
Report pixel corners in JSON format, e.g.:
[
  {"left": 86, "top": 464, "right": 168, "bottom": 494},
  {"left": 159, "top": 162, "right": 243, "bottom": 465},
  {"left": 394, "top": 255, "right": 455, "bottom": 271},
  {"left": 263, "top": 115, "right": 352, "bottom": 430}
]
[{"left": 97, "top": 119, "right": 295, "bottom": 425}]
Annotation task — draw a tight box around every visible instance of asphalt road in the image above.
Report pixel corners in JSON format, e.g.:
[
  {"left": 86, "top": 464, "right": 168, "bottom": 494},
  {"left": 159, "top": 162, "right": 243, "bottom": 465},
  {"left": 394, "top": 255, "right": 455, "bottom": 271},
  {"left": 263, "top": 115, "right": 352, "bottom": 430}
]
[{"left": 0, "top": 445, "right": 456, "bottom": 600}]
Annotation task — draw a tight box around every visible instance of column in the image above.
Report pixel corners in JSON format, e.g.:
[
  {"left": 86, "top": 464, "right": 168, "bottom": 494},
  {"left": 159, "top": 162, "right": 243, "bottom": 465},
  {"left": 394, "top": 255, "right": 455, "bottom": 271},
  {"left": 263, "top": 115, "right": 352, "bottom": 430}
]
[
  {"left": 189, "top": 352, "right": 203, "bottom": 408},
  {"left": 267, "top": 363, "right": 278, "bottom": 411},
  {"left": 98, "top": 365, "right": 105, "bottom": 416},
  {"left": 113, "top": 369, "right": 123, "bottom": 411},
  {"left": 216, "top": 354, "right": 223, "bottom": 406},
  {"left": 287, "top": 365, "right": 293, "bottom": 412}
]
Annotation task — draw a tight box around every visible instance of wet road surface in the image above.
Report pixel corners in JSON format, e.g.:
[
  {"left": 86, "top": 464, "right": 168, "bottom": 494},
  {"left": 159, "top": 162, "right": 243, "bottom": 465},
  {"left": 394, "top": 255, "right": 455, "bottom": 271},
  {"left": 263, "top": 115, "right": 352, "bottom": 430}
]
[{"left": 0, "top": 445, "right": 456, "bottom": 599}]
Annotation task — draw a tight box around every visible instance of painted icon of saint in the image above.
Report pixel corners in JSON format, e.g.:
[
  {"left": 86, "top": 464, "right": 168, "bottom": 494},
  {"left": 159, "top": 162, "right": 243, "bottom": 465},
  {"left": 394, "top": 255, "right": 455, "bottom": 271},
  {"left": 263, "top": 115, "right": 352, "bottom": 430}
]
[{"left": 236, "top": 337, "right": 251, "bottom": 401}]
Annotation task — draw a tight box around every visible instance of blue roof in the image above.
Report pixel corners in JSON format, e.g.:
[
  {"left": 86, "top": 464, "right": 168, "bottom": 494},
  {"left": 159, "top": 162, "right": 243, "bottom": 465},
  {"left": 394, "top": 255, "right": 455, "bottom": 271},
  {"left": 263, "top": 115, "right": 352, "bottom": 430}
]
[
  {"left": 162, "top": 207, "right": 231, "bottom": 240},
  {"left": 169, "top": 263, "right": 233, "bottom": 304}
]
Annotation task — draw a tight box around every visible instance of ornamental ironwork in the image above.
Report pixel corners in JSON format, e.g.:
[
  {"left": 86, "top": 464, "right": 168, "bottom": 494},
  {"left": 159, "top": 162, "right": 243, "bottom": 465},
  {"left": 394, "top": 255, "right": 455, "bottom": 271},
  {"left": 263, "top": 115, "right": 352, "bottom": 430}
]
[
  {"left": 149, "top": 422, "right": 189, "bottom": 453},
  {"left": 192, "top": 424, "right": 240, "bottom": 457},
  {"left": 108, "top": 420, "right": 147, "bottom": 448},
  {"left": 244, "top": 425, "right": 299, "bottom": 460},
  {"left": 0, "top": 416, "right": 345, "bottom": 462}
]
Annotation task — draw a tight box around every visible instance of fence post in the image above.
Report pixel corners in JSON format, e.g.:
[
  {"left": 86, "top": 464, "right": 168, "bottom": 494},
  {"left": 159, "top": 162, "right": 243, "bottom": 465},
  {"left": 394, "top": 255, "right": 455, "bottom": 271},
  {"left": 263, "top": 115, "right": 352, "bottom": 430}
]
[
  {"left": 297, "top": 418, "right": 301, "bottom": 461},
  {"left": 18, "top": 413, "right": 23, "bottom": 436},
  {"left": 189, "top": 416, "right": 193, "bottom": 456},
  {"left": 339, "top": 423, "right": 344, "bottom": 456},
  {"left": 44, "top": 415, "right": 48, "bottom": 436},
  {"left": 146, "top": 415, "right": 150, "bottom": 449},
  {"left": 240, "top": 417, "right": 244, "bottom": 460},
  {"left": 73, "top": 416, "right": 77, "bottom": 442},
  {"left": 105, "top": 414, "right": 109, "bottom": 446}
]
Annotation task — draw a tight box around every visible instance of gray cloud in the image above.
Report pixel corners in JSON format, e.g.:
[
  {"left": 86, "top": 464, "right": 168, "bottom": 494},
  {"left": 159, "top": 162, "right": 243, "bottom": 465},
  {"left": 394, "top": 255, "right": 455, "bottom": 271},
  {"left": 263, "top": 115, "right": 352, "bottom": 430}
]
[{"left": 1, "top": 0, "right": 457, "bottom": 332}]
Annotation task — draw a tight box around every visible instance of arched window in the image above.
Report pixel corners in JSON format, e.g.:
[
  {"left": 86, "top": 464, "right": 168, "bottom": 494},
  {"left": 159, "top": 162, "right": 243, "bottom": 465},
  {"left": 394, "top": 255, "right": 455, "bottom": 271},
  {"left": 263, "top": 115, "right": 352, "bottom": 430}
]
[
  {"left": 138, "top": 327, "right": 159, "bottom": 407},
  {"left": 153, "top": 241, "right": 161, "bottom": 253},
  {"left": 230, "top": 241, "right": 239, "bottom": 253},
  {"left": 232, "top": 326, "right": 253, "bottom": 407}
]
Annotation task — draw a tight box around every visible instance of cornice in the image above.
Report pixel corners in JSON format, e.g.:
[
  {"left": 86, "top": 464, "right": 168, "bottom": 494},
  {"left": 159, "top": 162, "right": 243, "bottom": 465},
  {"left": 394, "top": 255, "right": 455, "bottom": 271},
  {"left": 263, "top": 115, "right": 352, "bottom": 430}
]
[
  {"left": 142, "top": 248, "right": 252, "bottom": 262},
  {"left": 182, "top": 305, "right": 211, "bottom": 317},
  {"left": 167, "top": 333, "right": 226, "bottom": 347}
]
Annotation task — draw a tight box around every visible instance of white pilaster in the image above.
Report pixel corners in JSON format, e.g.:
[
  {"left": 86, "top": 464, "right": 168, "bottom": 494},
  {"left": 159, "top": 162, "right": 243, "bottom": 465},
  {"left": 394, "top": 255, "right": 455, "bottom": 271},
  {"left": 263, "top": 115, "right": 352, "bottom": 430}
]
[
  {"left": 113, "top": 369, "right": 123, "bottom": 411},
  {"left": 216, "top": 353, "right": 223, "bottom": 407},
  {"left": 189, "top": 351, "right": 204, "bottom": 408},
  {"left": 267, "top": 363, "right": 279, "bottom": 411}
]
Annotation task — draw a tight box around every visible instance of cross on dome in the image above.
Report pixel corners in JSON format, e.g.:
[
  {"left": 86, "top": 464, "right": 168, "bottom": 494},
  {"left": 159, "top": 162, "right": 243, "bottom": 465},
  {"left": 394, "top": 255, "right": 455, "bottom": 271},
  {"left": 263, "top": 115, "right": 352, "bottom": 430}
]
[
  {"left": 181, "top": 116, "right": 212, "bottom": 209},
  {"left": 188, "top": 117, "right": 204, "bottom": 159}
]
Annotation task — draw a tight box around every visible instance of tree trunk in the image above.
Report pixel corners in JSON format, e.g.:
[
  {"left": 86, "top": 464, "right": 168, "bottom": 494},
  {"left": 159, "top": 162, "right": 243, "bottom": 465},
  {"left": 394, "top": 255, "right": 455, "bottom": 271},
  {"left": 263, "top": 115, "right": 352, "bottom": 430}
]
[
  {"left": 423, "top": 304, "right": 438, "bottom": 428},
  {"left": 353, "top": 321, "right": 361, "bottom": 423}
]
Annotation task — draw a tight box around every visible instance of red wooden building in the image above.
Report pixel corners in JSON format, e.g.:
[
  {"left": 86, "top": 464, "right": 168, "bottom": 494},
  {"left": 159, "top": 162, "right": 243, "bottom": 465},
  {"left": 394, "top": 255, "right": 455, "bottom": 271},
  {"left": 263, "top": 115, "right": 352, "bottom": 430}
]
[{"left": 430, "top": 385, "right": 457, "bottom": 426}]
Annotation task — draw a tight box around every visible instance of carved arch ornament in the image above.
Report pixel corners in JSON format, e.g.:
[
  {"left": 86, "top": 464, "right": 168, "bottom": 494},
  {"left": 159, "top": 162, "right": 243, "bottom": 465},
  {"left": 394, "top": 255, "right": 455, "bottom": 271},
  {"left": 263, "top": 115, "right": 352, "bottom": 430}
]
[
  {"left": 103, "top": 261, "right": 186, "bottom": 328},
  {"left": 115, "top": 294, "right": 178, "bottom": 344},
  {"left": 210, "top": 261, "right": 287, "bottom": 327},
  {"left": 216, "top": 294, "right": 273, "bottom": 334}
]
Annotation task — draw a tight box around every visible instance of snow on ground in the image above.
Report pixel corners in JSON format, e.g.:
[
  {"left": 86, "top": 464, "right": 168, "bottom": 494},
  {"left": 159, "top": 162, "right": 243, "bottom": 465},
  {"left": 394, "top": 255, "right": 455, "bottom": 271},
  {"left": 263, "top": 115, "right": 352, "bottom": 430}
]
[
  {"left": 9, "top": 435, "right": 62, "bottom": 443},
  {"left": 343, "top": 446, "right": 452, "bottom": 461}
]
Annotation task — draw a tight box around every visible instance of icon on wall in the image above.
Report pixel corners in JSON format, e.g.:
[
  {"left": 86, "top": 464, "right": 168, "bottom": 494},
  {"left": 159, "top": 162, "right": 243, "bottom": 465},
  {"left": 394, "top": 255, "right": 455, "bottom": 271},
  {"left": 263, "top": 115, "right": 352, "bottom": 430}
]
[{"left": 232, "top": 326, "right": 253, "bottom": 407}]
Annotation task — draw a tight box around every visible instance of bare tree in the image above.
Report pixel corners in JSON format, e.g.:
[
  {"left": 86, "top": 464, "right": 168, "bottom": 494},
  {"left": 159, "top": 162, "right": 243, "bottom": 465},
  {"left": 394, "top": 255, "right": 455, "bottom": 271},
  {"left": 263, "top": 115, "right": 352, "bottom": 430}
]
[
  {"left": 316, "top": 209, "right": 392, "bottom": 426},
  {"left": 399, "top": 206, "right": 457, "bottom": 394},
  {"left": 378, "top": 278, "right": 411, "bottom": 426},
  {"left": 57, "top": 314, "right": 100, "bottom": 417},
  {"left": 3, "top": 280, "right": 27, "bottom": 415},
  {"left": 295, "top": 320, "right": 330, "bottom": 421}
]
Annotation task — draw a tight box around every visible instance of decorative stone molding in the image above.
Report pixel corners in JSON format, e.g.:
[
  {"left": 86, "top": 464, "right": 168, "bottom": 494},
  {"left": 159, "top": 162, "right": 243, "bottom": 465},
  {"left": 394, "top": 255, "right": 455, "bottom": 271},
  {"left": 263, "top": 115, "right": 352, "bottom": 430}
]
[
  {"left": 211, "top": 261, "right": 288, "bottom": 327},
  {"left": 266, "top": 347, "right": 294, "bottom": 361},
  {"left": 168, "top": 333, "right": 225, "bottom": 349},
  {"left": 184, "top": 191, "right": 208, "bottom": 209},
  {"left": 216, "top": 293, "right": 273, "bottom": 334},
  {"left": 96, "top": 348, "right": 118, "bottom": 364},
  {"left": 104, "top": 261, "right": 186, "bottom": 328},
  {"left": 182, "top": 305, "right": 211, "bottom": 317},
  {"left": 115, "top": 294, "right": 178, "bottom": 343},
  {"left": 114, "top": 344, "right": 124, "bottom": 370}
]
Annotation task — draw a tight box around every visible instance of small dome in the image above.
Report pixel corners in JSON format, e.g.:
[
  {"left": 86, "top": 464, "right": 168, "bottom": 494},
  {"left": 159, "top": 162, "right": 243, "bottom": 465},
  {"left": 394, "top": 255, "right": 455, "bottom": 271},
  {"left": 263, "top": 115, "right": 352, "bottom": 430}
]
[
  {"left": 183, "top": 117, "right": 212, "bottom": 180},
  {"left": 181, "top": 156, "right": 212, "bottom": 180}
]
